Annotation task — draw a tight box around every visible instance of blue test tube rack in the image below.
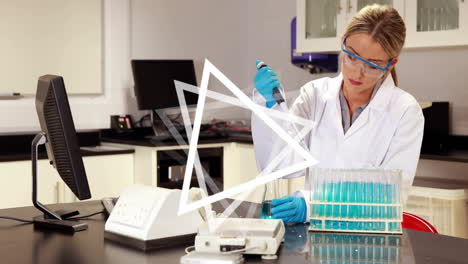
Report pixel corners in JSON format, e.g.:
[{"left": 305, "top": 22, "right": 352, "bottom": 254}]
[{"left": 309, "top": 169, "right": 403, "bottom": 234}]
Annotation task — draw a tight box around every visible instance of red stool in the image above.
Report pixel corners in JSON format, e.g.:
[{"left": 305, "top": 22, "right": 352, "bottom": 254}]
[{"left": 402, "top": 212, "right": 438, "bottom": 234}]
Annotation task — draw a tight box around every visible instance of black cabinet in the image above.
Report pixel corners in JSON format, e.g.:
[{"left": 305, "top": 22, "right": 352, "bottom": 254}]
[{"left": 157, "top": 147, "right": 223, "bottom": 194}]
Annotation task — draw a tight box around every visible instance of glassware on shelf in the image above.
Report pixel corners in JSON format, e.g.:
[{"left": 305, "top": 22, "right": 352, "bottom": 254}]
[{"left": 418, "top": 0, "right": 460, "bottom": 32}]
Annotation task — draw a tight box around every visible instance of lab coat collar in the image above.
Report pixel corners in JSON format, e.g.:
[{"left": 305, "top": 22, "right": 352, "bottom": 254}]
[
  {"left": 326, "top": 72, "right": 395, "bottom": 111},
  {"left": 326, "top": 73, "right": 396, "bottom": 140},
  {"left": 368, "top": 74, "right": 396, "bottom": 112}
]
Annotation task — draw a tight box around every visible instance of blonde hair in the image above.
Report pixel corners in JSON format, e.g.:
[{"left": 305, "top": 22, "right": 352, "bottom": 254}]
[{"left": 343, "top": 4, "right": 406, "bottom": 86}]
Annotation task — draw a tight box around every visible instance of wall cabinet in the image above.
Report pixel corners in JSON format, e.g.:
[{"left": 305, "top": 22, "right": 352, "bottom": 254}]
[
  {"left": 296, "top": 0, "right": 347, "bottom": 53},
  {"left": 296, "top": 0, "right": 468, "bottom": 53},
  {"left": 405, "top": 0, "right": 468, "bottom": 48},
  {"left": 0, "top": 154, "right": 133, "bottom": 209}
]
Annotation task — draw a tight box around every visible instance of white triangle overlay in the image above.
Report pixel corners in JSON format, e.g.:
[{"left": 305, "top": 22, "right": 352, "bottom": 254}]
[{"left": 176, "top": 59, "right": 318, "bottom": 216}]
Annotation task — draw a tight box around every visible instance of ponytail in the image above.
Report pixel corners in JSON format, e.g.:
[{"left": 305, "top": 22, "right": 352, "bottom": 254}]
[{"left": 390, "top": 67, "right": 398, "bottom": 86}]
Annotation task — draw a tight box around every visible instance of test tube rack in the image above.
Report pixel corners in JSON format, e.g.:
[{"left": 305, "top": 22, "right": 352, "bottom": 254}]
[{"left": 308, "top": 168, "right": 403, "bottom": 234}]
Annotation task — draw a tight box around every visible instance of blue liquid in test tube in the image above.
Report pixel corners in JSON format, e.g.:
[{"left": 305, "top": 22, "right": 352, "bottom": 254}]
[
  {"left": 391, "top": 183, "right": 397, "bottom": 220},
  {"left": 386, "top": 183, "right": 392, "bottom": 218},
  {"left": 319, "top": 182, "right": 326, "bottom": 218},
  {"left": 377, "top": 183, "right": 385, "bottom": 230},
  {"left": 355, "top": 182, "right": 363, "bottom": 230},
  {"left": 326, "top": 183, "right": 333, "bottom": 216},
  {"left": 370, "top": 182, "right": 378, "bottom": 230},
  {"left": 349, "top": 181, "right": 356, "bottom": 230},
  {"left": 340, "top": 182, "right": 348, "bottom": 230},
  {"left": 333, "top": 181, "right": 340, "bottom": 230},
  {"left": 363, "top": 182, "right": 371, "bottom": 230}
]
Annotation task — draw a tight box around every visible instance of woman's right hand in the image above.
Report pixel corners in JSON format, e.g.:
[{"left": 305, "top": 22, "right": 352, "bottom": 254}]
[{"left": 254, "top": 61, "right": 281, "bottom": 108}]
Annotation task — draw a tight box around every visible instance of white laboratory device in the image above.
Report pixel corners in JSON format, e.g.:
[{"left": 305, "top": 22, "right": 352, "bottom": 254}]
[
  {"left": 104, "top": 184, "right": 205, "bottom": 250},
  {"left": 194, "top": 217, "right": 285, "bottom": 259}
]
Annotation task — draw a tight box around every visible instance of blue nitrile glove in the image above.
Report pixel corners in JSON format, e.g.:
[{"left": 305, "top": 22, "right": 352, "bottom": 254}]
[
  {"left": 271, "top": 195, "right": 307, "bottom": 223},
  {"left": 254, "top": 60, "right": 281, "bottom": 108}
]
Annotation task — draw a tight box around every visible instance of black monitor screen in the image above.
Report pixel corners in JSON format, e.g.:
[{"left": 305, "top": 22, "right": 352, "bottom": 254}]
[
  {"left": 131, "top": 60, "right": 198, "bottom": 110},
  {"left": 36, "top": 75, "right": 91, "bottom": 200}
]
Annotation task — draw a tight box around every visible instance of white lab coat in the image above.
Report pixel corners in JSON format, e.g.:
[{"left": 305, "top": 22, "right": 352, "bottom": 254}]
[{"left": 251, "top": 73, "right": 424, "bottom": 205}]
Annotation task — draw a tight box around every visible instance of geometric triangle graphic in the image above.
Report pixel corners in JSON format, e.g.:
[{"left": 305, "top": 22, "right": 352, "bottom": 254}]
[{"left": 176, "top": 59, "right": 318, "bottom": 217}]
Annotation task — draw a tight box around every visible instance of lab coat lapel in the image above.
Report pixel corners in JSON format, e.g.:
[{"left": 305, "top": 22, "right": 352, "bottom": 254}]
[
  {"left": 344, "top": 107, "right": 370, "bottom": 140},
  {"left": 325, "top": 73, "right": 345, "bottom": 138},
  {"left": 343, "top": 74, "right": 395, "bottom": 140}
]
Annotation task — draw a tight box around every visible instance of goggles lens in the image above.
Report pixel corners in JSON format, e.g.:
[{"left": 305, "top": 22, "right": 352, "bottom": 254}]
[{"left": 342, "top": 39, "right": 393, "bottom": 78}]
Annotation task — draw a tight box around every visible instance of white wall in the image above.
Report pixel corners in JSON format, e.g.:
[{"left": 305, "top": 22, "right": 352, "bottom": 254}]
[
  {"left": 0, "top": 0, "right": 132, "bottom": 133},
  {"left": 130, "top": 0, "right": 468, "bottom": 134},
  {"left": 398, "top": 47, "right": 468, "bottom": 135},
  {"left": 129, "top": 0, "right": 252, "bottom": 122},
  {"left": 2, "top": 0, "right": 468, "bottom": 136}
]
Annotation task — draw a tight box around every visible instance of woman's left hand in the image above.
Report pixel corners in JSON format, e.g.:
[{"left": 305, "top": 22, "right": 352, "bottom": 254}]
[{"left": 271, "top": 195, "right": 307, "bottom": 223}]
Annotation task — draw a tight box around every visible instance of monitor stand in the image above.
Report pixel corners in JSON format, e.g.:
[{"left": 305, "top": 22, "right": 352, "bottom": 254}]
[
  {"left": 31, "top": 133, "right": 88, "bottom": 233},
  {"left": 147, "top": 110, "right": 179, "bottom": 141}
]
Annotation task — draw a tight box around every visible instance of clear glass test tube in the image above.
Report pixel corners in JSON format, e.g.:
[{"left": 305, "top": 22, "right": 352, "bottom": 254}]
[
  {"left": 354, "top": 172, "right": 364, "bottom": 230},
  {"left": 371, "top": 174, "right": 378, "bottom": 231},
  {"left": 348, "top": 171, "right": 356, "bottom": 230}
]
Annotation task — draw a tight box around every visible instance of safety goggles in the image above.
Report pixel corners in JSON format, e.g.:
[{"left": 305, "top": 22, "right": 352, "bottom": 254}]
[{"left": 341, "top": 38, "right": 393, "bottom": 78}]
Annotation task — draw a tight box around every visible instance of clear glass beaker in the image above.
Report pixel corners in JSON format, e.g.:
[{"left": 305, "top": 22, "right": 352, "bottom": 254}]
[{"left": 259, "top": 181, "right": 277, "bottom": 219}]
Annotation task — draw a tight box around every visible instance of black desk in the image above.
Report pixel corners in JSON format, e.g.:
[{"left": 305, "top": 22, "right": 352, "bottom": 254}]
[
  {"left": 100, "top": 128, "right": 253, "bottom": 147},
  {"left": 1, "top": 201, "right": 468, "bottom": 264}
]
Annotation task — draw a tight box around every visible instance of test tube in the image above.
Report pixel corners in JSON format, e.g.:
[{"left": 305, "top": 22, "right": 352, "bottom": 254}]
[
  {"left": 314, "top": 171, "right": 323, "bottom": 229},
  {"left": 377, "top": 172, "right": 384, "bottom": 230},
  {"left": 386, "top": 174, "right": 392, "bottom": 219},
  {"left": 341, "top": 172, "right": 351, "bottom": 229},
  {"left": 318, "top": 172, "right": 325, "bottom": 218},
  {"left": 312, "top": 174, "right": 319, "bottom": 218},
  {"left": 333, "top": 173, "right": 340, "bottom": 215},
  {"left": 393, "top": 173, "right": 400, "bottom": 220},
  {"left": 355, "top": 173, "right": 363, "bottom": 230},
  {"left": 310, "top": 174, "right": 318, "bottom": 228},
  {"left": 341, "top": 172, "right": 349, "bottom": 230},
  {"left": 325, "top": 171, "right": 333, "bottom": 229},
  {"left": 371, "top": 174, "right": 378, "bottom": 231},
  {"left": 363, "top": 174, "right": 371, "bottom": 231}
]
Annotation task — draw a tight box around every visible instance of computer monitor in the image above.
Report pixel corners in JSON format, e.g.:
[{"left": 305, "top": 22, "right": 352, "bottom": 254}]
[
  {"left": 131, "top": 60, "right": 198, "bottom": 110},
  {"left": 32, "top": 75, "right": 91, "bottom": 232}
]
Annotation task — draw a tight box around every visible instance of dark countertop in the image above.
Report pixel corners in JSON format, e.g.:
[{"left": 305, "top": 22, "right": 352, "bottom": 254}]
[
  {"left": 0, "top": 147, "right": 135, "bottom": 163},
  {"left": 0, "top": 130, "right": 134, "bottom": 162},
  {"left": 420, "top": 149, "right": 468, "bottom": 163},
  {"left": 4, "top": 128, "right": 468, "bottom": 164},
  {"left": 419, "top": 134, "right": 468, "bottom": 163},
  {"left": 412, "top": 176, "right": 468, "bottom": 190},
  {"left": 100, "top": 128, "right": 253, "bottom": 147},
  {"left": 1, "top": 200, "right": 468, "bottom": 263},
  {"left": 102, "top": 128, "right": 468, "bottom": 164}
]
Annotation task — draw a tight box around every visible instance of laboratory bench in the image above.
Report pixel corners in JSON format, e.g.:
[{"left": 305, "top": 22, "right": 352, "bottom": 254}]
[
  {"left": 0, "top": 130, "right": 135, "bottom": 209},
  {"left": 1, "top": 200, "right": 468, "bottom": 263}
]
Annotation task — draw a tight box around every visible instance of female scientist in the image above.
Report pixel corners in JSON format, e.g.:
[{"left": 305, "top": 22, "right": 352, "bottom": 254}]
[{"left": 252, "top": 5, "right": 424, "bottom": 223}]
